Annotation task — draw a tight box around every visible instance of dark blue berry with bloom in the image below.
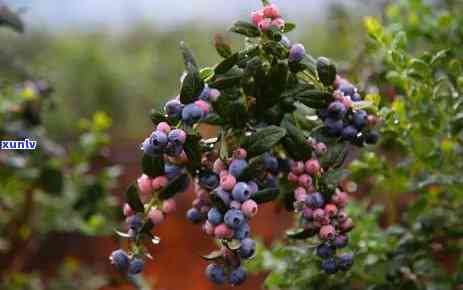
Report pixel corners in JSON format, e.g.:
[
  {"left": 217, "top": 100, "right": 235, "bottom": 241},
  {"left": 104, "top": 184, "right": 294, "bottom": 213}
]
[
  {"left": 128, "top": 258, "right": 145, "bottom": 275},
  {"left": 110, "top": 249, "right": 130, "bottom": 272}
]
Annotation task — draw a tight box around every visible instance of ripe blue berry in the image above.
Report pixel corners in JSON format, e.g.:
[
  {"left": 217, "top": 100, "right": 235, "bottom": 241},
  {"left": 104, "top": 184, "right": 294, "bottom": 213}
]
[
  {"left": 205, "top": 263, "right": 225, "bottom": 285},
  {"left": 199, "top": 85, "right": 210, "bottom": 101},
  {"left": 342, "top": 125, "right": 358, "bottom": 142},
  {"left": 339, "top": 83, "right": 355, "bottom": 97},
  {"left": 229, "top": 159, "right": 248, "bottom": 178},
  {"left": 168, "top": 129, "right": 187, "bottom": 145},
  {"left": 316, "top": 243, "right": 335, "bottom": 259},
  {"left": 187, "top": 208, "right": 202, "bottom": 224},
  {"left": 150, "top": 130, "right": 168, "bottom": 150},
  {"left": 239, "top": 238, "right": 256, "bottom": 259},
  {"left": 334, "top": 234, "right": 349, "bottom": 248},
  {"left": 229, "top": 266, "right": 247, "bottom": 286},
  {"left": 234, "top": 222, "right": 250, "bottom": 240},
  {"left": 232, "top": 182, "right": 251, "bottom": 202},
  {"left": 337, "top": 253, "right": 354, "bottom": 271},
  {"left": 110, "top": 249, "right": 130, "bottom": 272},
  {"left": 207, "top": 208, "right": 223, "bottom": 225},
  {"left": 364, "top": 131, "right": 379, "bottom": 145},
  {"left": 327, "top": 101, "right": 347, "bottom": 120},
  {"left": 127, "top": 215, "right": 143, "bottom": 231},
  {"left": 224, "top": 209, "right": 245, "bottom": 229},
  {"left": 165, "top": 141, "right": 183, "bottom": 157},
  {"left": 214, "top": 188, "right": 231, "bottom": 206},
  {"left": 182, "top": 103, "right": 204, "bottom": 125},
  {"left": 199, "top": 172, "right": 220, "bottom": 190},
  {"left": 165, "top": 100, "right": 183, "bottom": 119},
  {"left": 306, "top": 192, "right": 325, "bottom": 209},
  {"left": 128, "top": 258, "right": 145, "bottom": 275},
  {"left": 324, "top": 118, "right": 344, "bottom": 136},
  {"left": 351, "top": 93, "right": 362, "bottom": 102},
  {"left": 353, "top": 110, "right": 368, "bottom": 129},
  {"left": 321, "top": 258, "right": 338, "bottom": 274},
  {"left": 289, "top": 43, "right": 305, "bottom": 62},
  {"left": 263, "top": 153, "right": 279, "bottom": 174},
  {"left": 165, "top": 163, "right": 183, "bottom": 180}
]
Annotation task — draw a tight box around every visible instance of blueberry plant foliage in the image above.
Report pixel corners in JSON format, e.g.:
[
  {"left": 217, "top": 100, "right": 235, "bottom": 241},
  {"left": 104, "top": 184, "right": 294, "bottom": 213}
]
[
  {"left": 111, "top": 0, "right": 381, "bottom": 286},
  {"left": 0, "top": 11, "right": 120, "bottom": 289},
  {"left": 249, "top": 1, "right": 463, "bottom": 289}
]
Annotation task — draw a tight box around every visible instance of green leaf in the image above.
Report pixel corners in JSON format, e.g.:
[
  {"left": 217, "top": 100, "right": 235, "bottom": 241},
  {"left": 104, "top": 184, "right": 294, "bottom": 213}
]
[
  {"left": 0, "top": 4, "right": 24, "bottom": 33},
  {"left": 319, "top": 142, "right": 349, "bottom": 169},
  {"left": 251, "top": 188, "right": 279, "bottom": 204},
  {"left": 179, "top": 41, "right": 198, "bottom": 72},
  {"left": 125, "top": 184, "right": 144, "bottom": 213},
  {"left": 238, "top": 155, "right": 267, "bottom": 181},
  {"left": 286, "top": 228, "right": 317, "bottom": 239},
  {"left": 293, "top": 89, "right": 332, "bottom": 109},
  {"left": 215, "top": 52, "right": 240, "bottom": 75},
  {"left": 141, "top": 154, "right": 164, "bottom": 177},
  {"left": 268, "top": 60, "right": 289, "bottom": 98},
  {"left": 321, "top": 169, "right": 348, "bottom": 192},
  {"left": 265, "top": 26, "right": 282, "bottom": 41},
  {"left": 280, "top": 118, "right": 312, "bottom": 160},
  {"left": 213, "top": 33, "right": 233, "bottom": 58},
  {"left": 180, "top": 70, "right": 204, "bottom": 104},
  {"left": 201, "top": 250, "right": 223, "bottom": 261},
  {"left": 38, "top": 167, "right": 64, "bottom": 195},
  {"left": 316, "top": 57, "right": 337, "bottom": 86},
  {"left": 201, "top": 113, "right": 225, "bottom": 125},
  {"left": 243, "top": 126, "right": 287, "bottom": 157},
  {"left": 150, "top": 109, "right": 168, "bottom": 125},
  {"left": 282, "top": 22, "right": 296, "bottom": 33},
  {"left": 209, "top": 74, "right": 243, "bottom": 90},
  {"left": 158, "top": 173, "right": 189, "bottom": 200},
  {"left": 183, "top": 134, "right": 202, "bottom": 174},
  {"left": 229, "top": 21, "right": 261, "bottom": 38}
]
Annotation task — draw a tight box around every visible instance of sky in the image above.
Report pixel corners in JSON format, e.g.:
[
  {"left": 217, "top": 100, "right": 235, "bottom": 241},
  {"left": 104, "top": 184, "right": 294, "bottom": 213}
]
[{"left": 4, "top": 0, "right": 373, "bottom": 32}]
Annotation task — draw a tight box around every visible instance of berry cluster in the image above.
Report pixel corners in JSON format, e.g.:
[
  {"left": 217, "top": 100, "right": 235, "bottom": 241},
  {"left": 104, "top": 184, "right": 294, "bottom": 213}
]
[
  {"left": 187, "top": 148, "right": 269, "bottom": 285},
  {"left": 320, "top": 76, "right": 379, "bottom": 146},
  {"left": 288, "top": 151, "right": 355, "bottom": 274},
  {"left": 251, "top": 3, "right": 285, "bottom": 32}
]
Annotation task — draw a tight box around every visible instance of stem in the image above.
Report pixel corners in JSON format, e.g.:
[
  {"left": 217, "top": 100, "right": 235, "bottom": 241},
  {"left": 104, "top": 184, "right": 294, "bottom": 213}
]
[{"left": 261, "top": 0, "right": 270, "bottom": 6}]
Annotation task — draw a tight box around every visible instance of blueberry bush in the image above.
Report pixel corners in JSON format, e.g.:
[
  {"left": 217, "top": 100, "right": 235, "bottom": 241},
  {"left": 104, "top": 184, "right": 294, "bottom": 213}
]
[
  {"left": 111, "top": 0, "right": 382, "bottom": 286},
  {"left": 248, "top": 0, "right": 463, "bottom": 289}
]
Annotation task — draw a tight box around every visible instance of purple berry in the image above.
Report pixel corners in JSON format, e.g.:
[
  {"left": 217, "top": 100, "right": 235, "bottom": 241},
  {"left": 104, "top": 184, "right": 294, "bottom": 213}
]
[
  {"left": 353, "top": 110, "right": 368, "bottom": 129},
  {"left": 306, "top": 192, "right": 325, "bottom": 208},
  {"left": 214, "top": 188, "right": 231, "bottom": 206},
  {"left": 316, "top": 243, "right": 335, "bottom": 259},
  {"left": 229, "top": 159, "right": 248, "bottom": 178},
  {"left": 168, "top": 129, "right": 187, "bottom": 144},
  {"left": 289, "top": 43, "right": 305, "bottom": 62},
  {"left": 364, "top": 131, "right": 379, "bottom": 144},
  {"left": 339, "top": 83, "right": 356, "bottom": 97},
  {"left": 110, "top": 249, "right": 130, "bottom": 272},
  {"left": 234, "top": 222, "right": 250, "bottom": 240},
  {"left": 229, "top": 266, "right": 247, "bottom": 286},
  {"left": 342, "top": 125, "right": 358, "bottom": 142},
  {"left": 224, "top": 209, "right": 245, "bottom": 229},
  {"left": 199, "top": 85, "right": 210, "bottom": 101},
  {"left": 207, "top": 208, "right": 223, "bottom": 225},
  {"left": 182, "top": 103, "right": 204, "bottom": 125},
  {"left": 128, "top": 258, "right": 144, "bottom": 275},
  {"left": 127, "top": 215, "right": 143, "bottom": 231},
  {"left": 351, "top": 93, "right": 362, "bottom": 101},
  {"left": 199, "top": 172, "right": 220, "bottom": 190},
  {"left": 324, "top": 118, "right": 344, "bottom": 136},
  {"left": 164, "top": 163, "right": 183, "bottom": 180},
  {"left": 165, "top": 141, "right": 183, "bottom": 157},
  {"left": 187, "top": 208, "right": 202, "bottom": 224},
  {"left": 205, "top": 263, "right": 225, "bottom": 285},
  {"left": 327, "top": 101, "right": 347, "bottom": 120},
  {"left": 232, "top": 182, "right": 251, "bottom": 202},
  {"left": 263, "top": 153, "right": 279, "bottom": 174},
  {"left": 334, "top": 234, "right": 349, "bottom": 248},
  {"left": 337, "top": 253, "right": 354, "bottom": 271},
  {"left": 238, "top": 238, "right": 256, "bottom": 259},
  {"left": 321, "top": 258, "right": 338, "bottom": 274},
  {"left": 165, "top": 100, "right": 183, "bottom": 119}
]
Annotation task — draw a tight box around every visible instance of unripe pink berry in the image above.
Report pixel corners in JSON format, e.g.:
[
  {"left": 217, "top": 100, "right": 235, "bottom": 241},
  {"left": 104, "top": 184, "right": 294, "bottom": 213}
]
[
  {"left": 220, "top": 174, "right": 236, "bottom": 191},
  {"left": 314, "top": 142, "right": 327, "bottom": 155},
  {"left": 305, "top": 159, "right": 321, "bottom": 176},
  {"left": 298, "top": 174, "right": 313, "bottom": 188},
  {"left": 152, "top": 176, "right": 169, "bottom": 191},
  {"left": 214, "top": 223, "right": 234, "bottom": 239},
  {"left": 230, "top": 201, "right": 241, "bottom": 210},
  {"left": 241, "top": 199, "right": 258, "bottom": 218},
  {"left": 233, "top": 148, "right": 247, "bottom": 160},
  {"left": 203, "top": 221, "right": 215, "bottom": 235},
  {"left": 208, "top": 88, "right": 221, "bottom": 101},
  {"left": 332, "top": 191, "right": 349, "bottom": 208},
  {"left": 272, "top": 17, "right": 285, "bottom": 30},
  {"left": 213, "top": 159, "right": 226, "bottom": 174},
  {"left": 313, "top": 208, "right": 325, "bottom": 222},
  {"left": 148, "top": 208, "right": 164, "bottom": 225},
  {"left": 294, "top": 187, "right": 307, "bottom": 202},
  {"left": 258, "top": 18, "right": 272, "bottom": 32},
  {"left": 320, "top": 216, "right": 331, "bottom": 225},
  {"left": 194, "top": 100, "right": 210, "bottom": 113},
  {"left": 196, "top": 188, "right": 209, "bottom": 200},
  {"left": 156, "top": 122, "right": 171, "bottom": 134},
  {"left": 337, "top": 210, "right": 348, "bottom": 222},
  {"left": 263, "top": 4, "right": 280, "bottom": 19},
  {"left": 302, "top": 207, "right": 313, "bottom": 219},
  {"left": 251, "top": 10, "right": 264, "bottom": 26},
  {"left": 137, "top": 174, "right": 153, "bottom": 196},
  {"left": 123, "top": 203, "right": 133, "bottom": 217},
  {"left": 219, "top": 170, "right": 229, "bottom": 178},
  {"left": 334, "top": 75, "right": 343, "bottom": 88},
  {"left": 162, "top": 198, "right": 176, "bottom": 214},
  {"left": 291, "top": 161, "right": 305, "bottom": 175},
  {"left": 339, "top": 218, "right": 354, "bottom": 233},
  {"left": 319, "top": 225, "right": 336, "bottom": 240},
  {"left": 288, "top": 172, "right": 299, "bottom": 183},
  {"left": 324, "top": 203, "right": 338, "bottom": 217}
]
